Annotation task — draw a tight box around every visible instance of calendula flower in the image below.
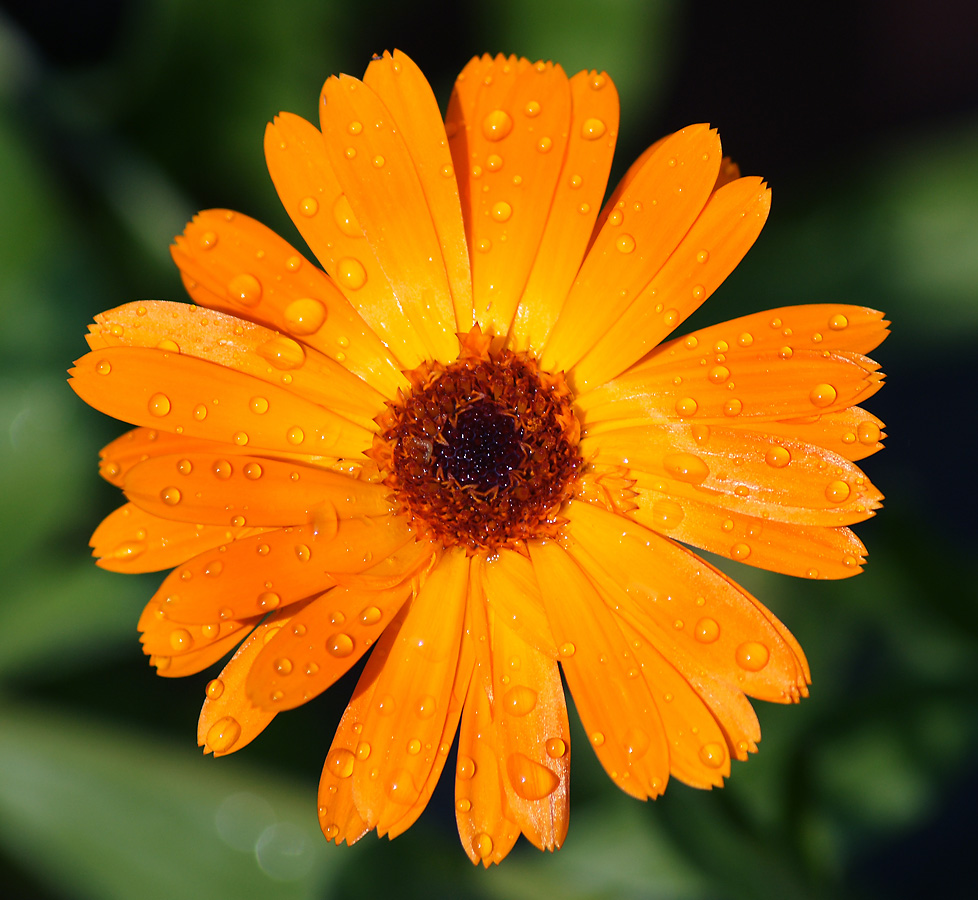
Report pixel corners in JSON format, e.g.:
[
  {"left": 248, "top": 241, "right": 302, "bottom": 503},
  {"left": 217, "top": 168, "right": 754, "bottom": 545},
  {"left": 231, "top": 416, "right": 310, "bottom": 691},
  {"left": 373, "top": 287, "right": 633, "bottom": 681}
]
[{"left": 70, "top": 51, "right": 887, "bottom": 865}]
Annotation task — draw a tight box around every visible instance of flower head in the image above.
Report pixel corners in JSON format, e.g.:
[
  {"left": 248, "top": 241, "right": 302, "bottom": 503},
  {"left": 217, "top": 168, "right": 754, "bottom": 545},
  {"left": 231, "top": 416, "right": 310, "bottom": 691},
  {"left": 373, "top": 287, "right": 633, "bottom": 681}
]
[{"left": 70, "top": 51, "right": 887, "bottom": 865}]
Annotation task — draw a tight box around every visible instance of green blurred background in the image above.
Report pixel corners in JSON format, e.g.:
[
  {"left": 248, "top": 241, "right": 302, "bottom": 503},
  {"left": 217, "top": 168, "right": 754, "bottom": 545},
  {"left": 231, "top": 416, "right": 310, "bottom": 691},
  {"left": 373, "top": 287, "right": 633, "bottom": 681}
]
[{"left": 1, "top": 0, "right": 976, "bottom": 897}]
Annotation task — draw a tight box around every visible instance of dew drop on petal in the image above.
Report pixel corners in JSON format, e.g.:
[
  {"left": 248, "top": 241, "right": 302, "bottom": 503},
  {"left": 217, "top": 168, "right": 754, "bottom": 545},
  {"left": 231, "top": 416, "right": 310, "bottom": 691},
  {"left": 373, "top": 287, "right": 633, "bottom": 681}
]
[
  {"left": 651, "top": 498, "right": 685, "bottom": 530},
  {"left": 295, "top": 543, "right": 311, "bottom": 562},
  {"left": 724, "top": 398, "right": 743, "bottom": 417},
  {"left": 736, "top": 641, "right": 770, "bottom": 671},
  {"left": 730, "top": 542, "right": 751, "bottom": 560},
  {"left": 299, "top": 196, "right": 319, "bottom": 217},
  {"left": 359, "top": 605, "right": 382, "bottom": 625},
  {"left": 491, "top": 200, "right": 512, "bottom": 222},
  {"left": 829, "top": 313, "right": 849, "bottom": 330},
  {"left": 206, "top": 716, "right": 241, "bottom": 753},
  {"left": 212, "top": 459, "right": 232, "bottom": 479},
  {"left": 148, "top": 393, "right": 171, "bottom": 417},
  {"left": 524, "top": 100, "right": 541, "bottom": 117},
  {"left": 581, "top": 117, "right": 606, "bottom": 140},
  {"left": 206, "top": 678, "right": 224, "bottom": 699},
  {"left": 507, "top": 753, "right": 560, "bottom": 800},
  {"left": 558, "top": 642, "right": 576, "bottom": 658},
  {"left": 708, "top": 365, "right": 730, "bottom": 384},
  {"left": 765, "top": 446, "right": 791, "bottom": 468},
  {"left": 416, "top": 695, "right": 436, "bottom": 718},
  {"left": 96, "top": 359, "right": 111, "bottom": 375},
  {"left": 857, "top": 421, "right": 881, "bottom": 444},
  {"left": 699, "top": 742, "right": 726, "bottom": 768},
  {"left": 332, "top": 194, "right": 362, "bottom": 237},
  {"left": 502, "top": 685, "right": 538, "bottom": 717},
  {"left": 663, "top": 452, "right": 709, "bottom": 484},
  {"left": 825, "top": 480, "right": 851, "bottom": 502},
  {"left": 233, "top": 432, "right": 249, "bottom": 447},
  {"left": 590, "top": 731, "right": 606, "bottom": 746},
  {"left": 356, "top": 741, "right": 371, "bottom": 760},
  {"left": 176, "top": 458, "right": 193, "bottom": 475},
  {"left": 193, "top": 404, "right": 208, "bottom": 421},
  {"left": 694, "top": 617, "right": 720, "bottom": 643},
  {"left": 250, "top": 396, "right": 269, "bottom": 415},
  {"left": 326, "top": 633, "right": 354, "bottom": 657},
  {"left": 227, "top": 273, "right": 262, "bottom": 307},
  {"left": 169, "top": 628, "right": 192, "bottom": 651},
  {"left": 199, "top": 231, "right": 218, "bottom": 250},
  {"left": 274, "top": 657, "right": 293, "bottom": 676},
  {"left": 327, "top": 748, "right": 355, "bottom": 779},
  {"left": 616, "top": 233, "right": 636, "bottom": 254},
  {"left": 258, "top": 336, "right": 306, "bottom": 370},
  {"left": 337, "top": 258, "right": 367, "bottom": 290},
  {"left": 810, "top": 383, "right": 838, "bottom": 407},
  {"left": 160, "top": 487, "right": 181, "bottom": 505},
  {"left": 473, "top": 833, "right": 493, "bottom": 859},
  {"left": 482, "top": 109, "right": 513, "bottom": 141},
  {"left": 457, "top": 755, "right": 476, "bottom": 780},
  {"left": 258, "top": 591, "right": 281, "bottom": 611},
  {"left": 284, "top": 298, "right": 327, "bottom": 335},
  {"left": 545, "top": 737, "right": 567, "bottom": 758},
  {"left": 287, "top": 426, "right": 305, "bottom": 445}
]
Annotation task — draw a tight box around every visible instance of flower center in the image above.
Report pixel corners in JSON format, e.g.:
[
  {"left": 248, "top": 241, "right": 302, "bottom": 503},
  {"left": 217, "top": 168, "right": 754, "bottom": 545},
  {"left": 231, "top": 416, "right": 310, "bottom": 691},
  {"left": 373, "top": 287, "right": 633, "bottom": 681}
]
[{"left": 371, "top": 329, "right": 582, "bottom": 552}]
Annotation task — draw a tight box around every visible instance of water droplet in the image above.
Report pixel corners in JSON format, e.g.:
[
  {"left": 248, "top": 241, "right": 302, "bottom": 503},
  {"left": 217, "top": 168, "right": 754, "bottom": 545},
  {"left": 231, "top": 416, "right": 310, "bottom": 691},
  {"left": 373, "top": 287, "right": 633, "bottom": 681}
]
[
  {"left": 227, "top": 273, "right": 262, "bottom": 307},
  {"left": 232, "top": 432, "right": 249, "bottom": 447},
  {"left": 457, "top": 755, "right": 476, "bottom": 780},
  {"left": 694, "top": 617, "right": 720, "bottom": 643},
  {"left": 148, "top": 393, "right": 171, "bottom": 417},
  {"left": 663, "top": 452, "right": 709, "bottom": 484},
  {"left": 810, "top": 383, "right": 838, "bottom": 408},
  {"left": 502, "top": 685, "right": 538, "bottom": 717},
  {"left": 724, "top": 398, "right": 743, "bottom": 417},
  {"left": 491, "top": 200, "right": 512, "bottom": 222},
  {"left": 651, "top": 498, "right": 685, "bottom": 530},
  {"left": 327, "top": 748, "right": 355, "bottom": 779},
  {"left": 545, "top": 737, "right": 567, "bottom": 758},
  {"left": 829, "top": 313, "right": 849, "bottom": 330},
  {"left": 536, "top": 136, "right": 552, "bottom": 153},
  {"left": 299, "top": 196, "right": 319, "bottom": 217},
  {"left": 569, "top": 174, "right": 582, "bottom": 189},
  {"left": 507, "top": 753, "right": 560, "bottom": 800},
  {"left": 699, "top": 742, "right": 726, "bottom": 768},
  {"left": 160, "top": 487, "right": 181, "bottom": 505},
  {"left": 176, "top": 458, "right": 193, "bottom": 476},
  {"left": 193, "top": 403, "right": 208, "bottom": 421},
  {"left": 730, "top": 542, "right": 751, "bottom": 560},
  {"left": 332, "top": 194, "right": 362, "bottom": 237},
  {"left": 212, "top": 459, "right": 232, "bottom": 480},
  {"left": 482, "top": 109, "right": 513, "bottom": 141},
  {"left": 274, "top": 657, "right": 293, "bottom": 676},
  {"left": 337, "top": 258, "right": 367, "bottom": 290},
  {"left": 709, "top": 365, "right": 730, "bottom": 384},
  {"left": 284, "top": 297, "right": 327, "bottom": 335},
  {"left": 369, "top": 153, "right": 385, "bottom": 169},
  {"left": 616, "top": 233, "right": 636, "bottom": 254},
  {"left": 95, "top": 359, "right": 112, "bottom": 375},
  {"left": 778, "top": 345, "right": 794, "bottom": 360},
  {"left": 857, "top": 421, "right": 881, "bottom": 444},
  {"left": 169, "top": 628, "right": 192, "bottom": 651},
  {"left": 558, "top": 641, "right": 576, "bottom": 658},
  {"left": 524, "top": 100, "right": 541, "bottom": 117},
  {"left": 200, "top": 230, "right": 218, "bottom": 250},
  {"left": 258, "top": 335, "right": 305, "bottom": 370},
  {"left": 825, "top": 480, "right": 851, "bottom": 502},
  {"left": 457, "top": 798, "right": 471, "bottom": 813},
  {"left": 416, "top": 695, "right": 436, "bottom": 718},
  {"left": 590, "top": 731, "right": 606, "bottom": 746},
  {"left": 406, "top": 738, "right": 422, "bottom": 756},
  {"left": 359, "top": 605, "right": 382, "bottom": 625},
  {"left": 624, "top": 727, "right": 650, "bottom": 759},
  {"left": 206, "top": 716, "right": 241, "bottom": 753},
  {"left": 736, "top": 641, "right": 770, "bottom": 671},
  {"left": 765, "top": 446, "right": 791, "bottom": 468},
  {"left": 294, "top": 543, "right": 311, "bottom": 562},
  {"left": 581, "top": 117, "right": 606, "bottom": 140},
  {"left": 287, "top": 426, "right": 305, "bottom": 445},
  {"left": 440, "top": 163, "right": 454, "bottom": 178},
  {"left": 258, "top": 591, "right": 281, "bottom": 611},
  {"left": 473, "top": 833, "right": 493, "bottom": 859},
  {"left": 243, "top": 462, "right": 262, "bottom": 481},
  {"left": 327, "top": 633, "right": 354, "bottom": 657},
  {"left": 356, "top": 741, "right": 371, "bottom": 760},
  {"left": 206, "top": 678, "right": 224, "bottom": 699}
]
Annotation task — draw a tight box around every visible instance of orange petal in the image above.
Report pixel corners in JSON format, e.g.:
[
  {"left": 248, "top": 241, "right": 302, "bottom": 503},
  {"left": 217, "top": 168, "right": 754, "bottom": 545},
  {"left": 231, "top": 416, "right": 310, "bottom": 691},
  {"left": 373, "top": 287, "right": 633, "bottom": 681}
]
[
  {"left": 349, "top": 549, "right": 469, "bottom": 835},
  {"left": 70, "top": 346, "right": 371, "bottom": 459},
  {"left": 152, "top": 515, "right": 418, "bottom": 625},
  {"left": 564, "top": 500, "right": 810, "bottom": 703},
  {"left": 87, "top": 300, "right": 384, "bottom": 431},
  {"left": 528, "top": 539, "right": 671, "bottom": 800},
  {"left": 632, "top": 487, "right": 869, "bottom": 579},
  {"left": 363, "top": 50, "right": 473, "bottom": 332},
  {"left": 169, "top": 210, "right": 404, "bottom": 398},
  {"left": 732, "top": 407, "right": 887, "bottom": 462},
  {"left": 578, "top": 346, "right": 883, "bottom": 427},
  {"left": 383, "top": 557, "right": 482, "bottom": 841},
  {"left": 508, "top": 68, "right": 620, "bottom": 353},
  {"left": 482, "top": 547, "right": 558, "bottom": 657},
  {"left": 317, "top": 603, "right": 414, "bottom": 847},
  {"left": 571, "top": 176, "right": 771, "bottom": 391},
  {"left": 541, "top": 124, "right": 721, "bottom": 374},
  {"left": 319, "top": 74, "right": 459, "bottom": 364},
  {"left": 245, "top": 579, "right": 415, "bottom": 711},
  {"left": 447, "top": 54, "right": 573, "bottom": 337},
  {"left": 616, "top": 619, "right": 730, "bottom": 787},
  {"left": 139, "top": 596, "right": 257, "bottom": 660},
  {"left": 455, "top": 582, "right": 522, "bottom": 866},
  {"left": 97, "top": 427, "right": 226, "bottom": 488},
  {"left": 196, "top": 607, "right": 302, "bottom": 756},
  {"left": 123, "top": 453, "right": 392, "bottom": 528},
  {"left": 264, "top": 111, "right": 431, "bottom": 371},
  {"left": 489, "top": 610, "right": 570, "bottom": 851},
  {"left": 91, "top": 502, "right": 268, "bottom": 573},
  {"left": 582, "top": 423, "right": 882, "bottom": 527}
]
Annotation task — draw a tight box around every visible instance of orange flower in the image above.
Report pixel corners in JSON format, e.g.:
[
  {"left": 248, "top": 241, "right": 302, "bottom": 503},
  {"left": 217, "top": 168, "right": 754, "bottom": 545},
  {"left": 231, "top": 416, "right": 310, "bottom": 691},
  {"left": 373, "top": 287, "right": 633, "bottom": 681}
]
[{"left": 70, "top": 51, "right": 887, "bottom": 865}]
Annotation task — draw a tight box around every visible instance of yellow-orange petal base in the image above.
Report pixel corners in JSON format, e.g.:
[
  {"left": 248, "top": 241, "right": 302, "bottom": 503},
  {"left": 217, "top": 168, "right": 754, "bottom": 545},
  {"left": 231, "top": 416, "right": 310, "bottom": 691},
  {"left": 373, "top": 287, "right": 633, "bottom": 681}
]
[{"left": 69, "top": 50, "right": 887, "bottom": 866}]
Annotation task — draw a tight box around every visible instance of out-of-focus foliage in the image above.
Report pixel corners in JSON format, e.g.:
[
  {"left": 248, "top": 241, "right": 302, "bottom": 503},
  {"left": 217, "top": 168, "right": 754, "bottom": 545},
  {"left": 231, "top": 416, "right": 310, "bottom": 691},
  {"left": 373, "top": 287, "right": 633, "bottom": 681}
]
[{"left": 0, "top": 1, "right": 975, "bottom": 898}]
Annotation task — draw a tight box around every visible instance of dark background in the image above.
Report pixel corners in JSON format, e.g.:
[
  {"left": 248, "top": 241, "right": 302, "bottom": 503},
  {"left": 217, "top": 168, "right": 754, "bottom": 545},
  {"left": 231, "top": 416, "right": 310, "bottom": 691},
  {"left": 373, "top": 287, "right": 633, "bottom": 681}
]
[{"left": 0, "top": 1, "right": 976, "bottom": 898}]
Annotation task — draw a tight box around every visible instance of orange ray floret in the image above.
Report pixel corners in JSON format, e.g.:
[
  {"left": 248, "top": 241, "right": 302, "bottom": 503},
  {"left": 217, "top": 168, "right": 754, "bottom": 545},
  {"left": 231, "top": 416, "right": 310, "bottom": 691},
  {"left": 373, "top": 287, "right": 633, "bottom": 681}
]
[{"left": 70, "top": 49, "right": 887, "bottom": 867}]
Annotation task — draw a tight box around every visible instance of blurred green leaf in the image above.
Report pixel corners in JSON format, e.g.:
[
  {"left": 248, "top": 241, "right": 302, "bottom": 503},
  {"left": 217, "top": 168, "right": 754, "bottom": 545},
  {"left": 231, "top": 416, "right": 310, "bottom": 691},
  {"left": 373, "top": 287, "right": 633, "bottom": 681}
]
[{"left": 0, "top": 703, "right": 347, "bottom": 900}]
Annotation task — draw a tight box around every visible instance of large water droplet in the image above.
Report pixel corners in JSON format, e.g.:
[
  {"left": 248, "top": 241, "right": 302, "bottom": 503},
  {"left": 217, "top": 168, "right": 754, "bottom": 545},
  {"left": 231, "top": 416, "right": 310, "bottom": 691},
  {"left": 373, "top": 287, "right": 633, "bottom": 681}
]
[
  {"left": 337, "top": 258, "right": 367, "bottom": 290},
  {"left": 825, "top": 480, "right": 851, "bottom": 502},
  {"left": 735, "top": 641, "right": 770, "bottom": 671},
  {"left": 332, "top": 194, "right": 362, "bottom": 237},
  {"left": 258, "top": 336, "right": 306, "bottom": 370},
  {"left": 810, "top": 383, "right": 838, "bottom": 408},
  {"left": 227, "top": 273, "right": 262, "bottom": 307},
  {"left": 206, "top": 678, "right": 224, "bottom": 699},
  {"left": 581, "top": 117, "right": 606, "bottom": 140},
  {"left": 169, "top": 628, "right": 192, "bottom": 651},
  {"left": 160, "top": 487, "right": 181, "bottom": 505},
  {"left": 457, "top": 755, "right": 476, "bottom": 780},
  {"left": 507, "top": 753, "right": 560, "bottom": 800},
  {"left": 699, "top": 742, "right": 726, "bottom": 768},
  {"left": 206, "top": 716, "right": 241, "bottom": 753},
  {"left": 502, "top": 685, "right": 538, "bottom": 717},
  {"left": 473, "top": 833, "right": 493, "bottom": 859},
  {"left": 663, "top": 452, "right": 709, "bottom": 484},
  {"left": 482, "top": 109, "right": 513, "bottom": 141},
  {"left": 545, "top": 737, "right": 567, "bottom": 758},
  {"left": 327, "top": 748, "right": 355, "bottom": 779},
  {"left": 491, "top": 200, "right": 512, "bottom": 222},
  {"left": 148, "top": 393, "right": 171, "bottom": 417},
  {"left": 651, "top": 498, "right": 685, "bottom": 530},
  {"left": 326, "top": 633, "right": 354, "bottom": 657},
  {"left": 284, "top": 298, "right": 327, "bottom": 335}
]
